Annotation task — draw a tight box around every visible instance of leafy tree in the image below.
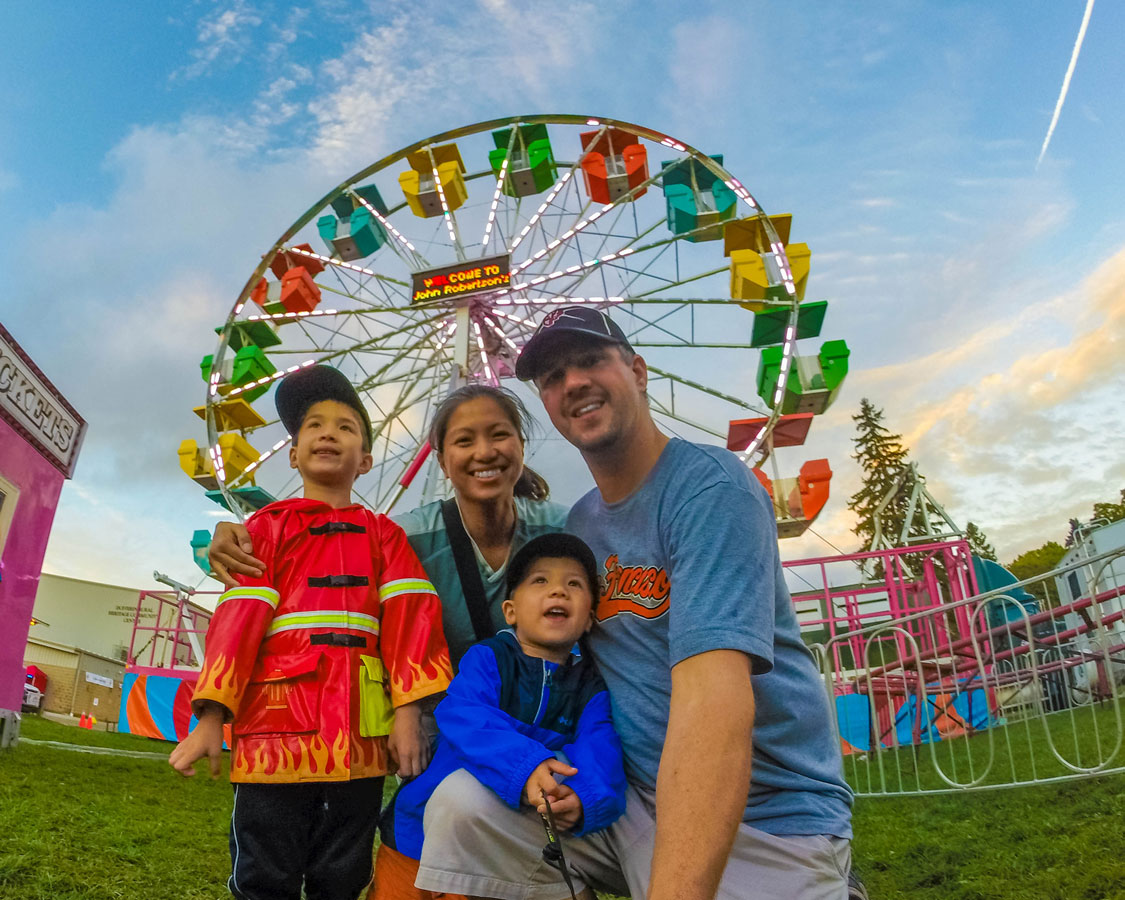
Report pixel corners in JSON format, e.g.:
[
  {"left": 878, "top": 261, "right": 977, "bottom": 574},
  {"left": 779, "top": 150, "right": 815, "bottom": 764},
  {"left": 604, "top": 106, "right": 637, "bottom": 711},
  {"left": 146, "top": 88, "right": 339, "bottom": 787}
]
[
  {"left": 965, "top": 521, "right": 997, "bottom": 561},
  {"left": 1007, "top": 541, "right": 1067, "bottom": 606},
  {"left": 1092, "top": 488, "right": 1125, "bottom": 524},
  {"left": 849, "top": 398, "right": 910, "bottom": 551}
]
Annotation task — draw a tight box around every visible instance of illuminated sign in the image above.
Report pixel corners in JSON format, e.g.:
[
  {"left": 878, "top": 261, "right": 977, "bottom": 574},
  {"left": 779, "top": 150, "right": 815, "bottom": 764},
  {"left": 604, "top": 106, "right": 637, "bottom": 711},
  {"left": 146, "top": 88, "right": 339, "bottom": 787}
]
[
  {"left": 412, "top": 254, "right": 510, "bottom": 304},
  {"left": 0, "top": 323, "right": 87, "bottom": 478}
]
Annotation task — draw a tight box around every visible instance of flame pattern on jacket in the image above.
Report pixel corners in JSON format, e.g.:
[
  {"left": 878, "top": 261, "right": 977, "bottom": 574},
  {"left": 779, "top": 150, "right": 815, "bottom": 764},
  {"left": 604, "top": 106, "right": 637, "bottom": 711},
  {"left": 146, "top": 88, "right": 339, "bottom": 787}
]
[{"left": 193, "top": 498, "right": 452, "bottom": 783}]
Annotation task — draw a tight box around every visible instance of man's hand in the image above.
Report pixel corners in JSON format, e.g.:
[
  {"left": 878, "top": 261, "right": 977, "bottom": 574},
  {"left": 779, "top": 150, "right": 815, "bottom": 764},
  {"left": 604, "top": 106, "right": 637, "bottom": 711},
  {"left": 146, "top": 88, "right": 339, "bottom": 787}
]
[
  {"left": 388, "top": 701, "right": 431, "bottom": 778},
  {"left": 208, "top": 521, "right": 264, "bottom": 587},
  {"left": 537, "top": 782, "right": 584, "bottom": 832},
  {"left": 523, "top": 758, "right": 578, "bottom": 808},
  {"left": 169, "top": 703, "right": 227, "bottom": 778}
]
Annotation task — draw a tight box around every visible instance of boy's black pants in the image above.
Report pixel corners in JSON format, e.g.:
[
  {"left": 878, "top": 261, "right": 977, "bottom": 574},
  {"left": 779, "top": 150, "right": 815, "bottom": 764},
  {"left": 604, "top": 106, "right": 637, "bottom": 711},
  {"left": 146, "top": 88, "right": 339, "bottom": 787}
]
[{"left": 228, "top": 776, "right": 384, "bottom": 900}]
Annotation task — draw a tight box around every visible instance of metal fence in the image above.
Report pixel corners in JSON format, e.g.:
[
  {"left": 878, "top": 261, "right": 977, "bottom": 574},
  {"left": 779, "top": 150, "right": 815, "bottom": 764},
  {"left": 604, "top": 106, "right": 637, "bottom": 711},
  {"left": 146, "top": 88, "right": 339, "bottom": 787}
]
[{"left": 801, "top": 543, "right": 1125, "bottom": 797}]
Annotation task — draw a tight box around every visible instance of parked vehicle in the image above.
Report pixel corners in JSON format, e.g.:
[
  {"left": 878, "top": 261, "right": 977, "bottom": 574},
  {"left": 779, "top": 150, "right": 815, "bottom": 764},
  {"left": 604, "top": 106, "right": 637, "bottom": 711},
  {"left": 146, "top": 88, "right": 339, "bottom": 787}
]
[{"left": 21, "top": 683, "right": 42, "bottom": 713}]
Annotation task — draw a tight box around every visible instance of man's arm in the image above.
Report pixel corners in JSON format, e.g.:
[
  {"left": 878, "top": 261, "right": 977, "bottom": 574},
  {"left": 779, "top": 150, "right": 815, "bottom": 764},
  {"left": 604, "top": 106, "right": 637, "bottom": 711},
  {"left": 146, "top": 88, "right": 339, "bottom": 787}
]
[
  {"left": 649, "top": 649, "right": 754, "bottom": 900},
  {"left": 192, "top": 513, "right": 280, "bottom": 722}
]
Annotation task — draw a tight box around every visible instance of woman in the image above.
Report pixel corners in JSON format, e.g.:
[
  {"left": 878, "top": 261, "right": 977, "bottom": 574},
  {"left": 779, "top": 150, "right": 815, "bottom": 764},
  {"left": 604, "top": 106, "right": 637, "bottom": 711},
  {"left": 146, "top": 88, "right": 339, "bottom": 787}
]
[{"left": 208, "top": 382, "right": 569, "bottom": 669}]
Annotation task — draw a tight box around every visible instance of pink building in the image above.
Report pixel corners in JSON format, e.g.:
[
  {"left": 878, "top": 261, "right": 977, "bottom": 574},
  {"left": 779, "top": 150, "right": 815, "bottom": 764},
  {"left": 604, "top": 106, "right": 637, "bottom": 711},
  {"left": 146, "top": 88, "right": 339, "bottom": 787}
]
[{"left": 0, "top": 323, "right": 86, "bottom": 745}]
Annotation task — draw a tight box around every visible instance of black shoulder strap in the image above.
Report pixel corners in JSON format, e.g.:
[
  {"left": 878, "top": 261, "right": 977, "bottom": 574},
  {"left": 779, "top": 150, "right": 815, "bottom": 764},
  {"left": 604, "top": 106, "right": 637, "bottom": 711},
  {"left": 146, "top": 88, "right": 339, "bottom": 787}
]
[{"left": 441, "top": 498, "right": 495, "bottom": 642}]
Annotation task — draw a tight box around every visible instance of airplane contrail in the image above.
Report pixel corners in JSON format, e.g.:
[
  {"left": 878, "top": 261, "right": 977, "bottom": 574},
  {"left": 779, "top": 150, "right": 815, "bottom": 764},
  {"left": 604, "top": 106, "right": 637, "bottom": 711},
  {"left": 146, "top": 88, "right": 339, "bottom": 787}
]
[{"left": 1037, "top": 0, "right": 1096, "bottom": 169}]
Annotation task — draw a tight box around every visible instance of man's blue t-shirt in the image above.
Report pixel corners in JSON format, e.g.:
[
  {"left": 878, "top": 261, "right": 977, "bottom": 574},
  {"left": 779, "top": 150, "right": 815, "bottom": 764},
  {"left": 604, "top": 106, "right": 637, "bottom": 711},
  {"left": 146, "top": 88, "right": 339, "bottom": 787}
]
[{"left": 567, "top": 438, "right": 853, "bottom": 838}]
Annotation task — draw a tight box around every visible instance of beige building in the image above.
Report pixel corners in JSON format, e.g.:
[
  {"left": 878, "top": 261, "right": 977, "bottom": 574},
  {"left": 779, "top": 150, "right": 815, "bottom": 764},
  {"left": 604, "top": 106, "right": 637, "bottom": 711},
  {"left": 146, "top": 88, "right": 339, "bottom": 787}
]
[
  {"left": 22, "top": 573, "right": 218, "bottom": 725},
  {"left": 24, "top": 639, "right": 125, "bottom": 723},
  {"left": 28, "top": 573, "right": 159, "bottom": 661},
  {"left": 27, "top": 572, "right": 218, "bottom": 663}
]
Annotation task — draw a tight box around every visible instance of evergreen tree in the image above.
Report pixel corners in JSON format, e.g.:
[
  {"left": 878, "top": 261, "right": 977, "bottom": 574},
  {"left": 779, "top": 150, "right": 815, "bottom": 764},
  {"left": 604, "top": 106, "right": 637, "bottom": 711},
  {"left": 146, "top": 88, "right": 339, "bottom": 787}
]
[
  {"left": 965, "top": 521, "right": 997, "bottom": 561},
  {"left": 1093, "top": 488, "right": 1125, "bottom": 524},
  {"left": 849, "top": 398, "right": 911, "bottom": 551}
]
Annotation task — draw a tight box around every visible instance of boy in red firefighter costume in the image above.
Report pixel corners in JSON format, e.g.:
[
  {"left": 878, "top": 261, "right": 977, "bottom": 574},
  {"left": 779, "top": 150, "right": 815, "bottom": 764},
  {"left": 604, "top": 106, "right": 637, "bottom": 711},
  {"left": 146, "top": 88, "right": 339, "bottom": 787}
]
[{"left": 170, "top": 365, "right": 452, "bottom": 900}]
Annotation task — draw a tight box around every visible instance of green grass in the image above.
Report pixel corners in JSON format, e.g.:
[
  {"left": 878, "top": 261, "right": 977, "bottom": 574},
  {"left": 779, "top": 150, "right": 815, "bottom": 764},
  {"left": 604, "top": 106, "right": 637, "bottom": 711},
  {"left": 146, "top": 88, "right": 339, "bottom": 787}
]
[
  {"left": 844, "top": 697, "right": 1125, "bottom": 794},
  {"left": 2, "top": 717, "right": 234, "bottom": 899},
  {"left": 6, "top": 712, "right": 1125, "bottom": 899},
  {"left": 853, "top": 780, "right": 1125, "bottom": 900},
  {"left": 21, "top": 716, "right": 177, "bottom": 753}
]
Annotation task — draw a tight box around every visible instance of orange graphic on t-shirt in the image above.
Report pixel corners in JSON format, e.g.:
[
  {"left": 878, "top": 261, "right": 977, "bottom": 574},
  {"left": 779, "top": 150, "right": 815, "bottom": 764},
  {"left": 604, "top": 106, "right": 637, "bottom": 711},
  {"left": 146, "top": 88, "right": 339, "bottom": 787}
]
[{"left": 595, "top": 554, "right": 671, "bottom": 622}]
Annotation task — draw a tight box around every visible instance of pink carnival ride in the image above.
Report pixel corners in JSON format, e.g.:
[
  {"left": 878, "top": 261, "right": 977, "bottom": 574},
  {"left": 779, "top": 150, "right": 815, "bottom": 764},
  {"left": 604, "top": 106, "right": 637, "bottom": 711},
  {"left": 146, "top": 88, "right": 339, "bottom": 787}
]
[
  {"left": 786, "top": 538, "right": 1125, "bottom": 757},
  {"left": 118, "top": 579, "right": 224, "bottom": 744}
]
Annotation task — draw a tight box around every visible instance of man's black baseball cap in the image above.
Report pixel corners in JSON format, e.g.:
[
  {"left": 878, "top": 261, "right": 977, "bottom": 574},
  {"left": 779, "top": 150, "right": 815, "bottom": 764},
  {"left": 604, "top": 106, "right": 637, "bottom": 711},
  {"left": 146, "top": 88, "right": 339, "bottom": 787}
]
[
  {"left": 275, "top": 364, "right": 373, "bottom": 449},
  {"left": 506, "top": 533, "right": 600, "bottom": 603},
  {"left": 514, "top": 306, "right": 633, "bottom": 381}
]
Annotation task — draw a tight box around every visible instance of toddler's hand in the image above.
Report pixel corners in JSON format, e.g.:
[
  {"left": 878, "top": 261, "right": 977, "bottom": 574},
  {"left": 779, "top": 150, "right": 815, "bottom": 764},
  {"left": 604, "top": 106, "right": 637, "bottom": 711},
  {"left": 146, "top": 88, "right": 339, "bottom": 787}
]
[
  {"left": 522, "top": 758, "right": 578, "bottom": 808},
  {"left": 537, "top": 783, "right": 584, "bottom": 832}
]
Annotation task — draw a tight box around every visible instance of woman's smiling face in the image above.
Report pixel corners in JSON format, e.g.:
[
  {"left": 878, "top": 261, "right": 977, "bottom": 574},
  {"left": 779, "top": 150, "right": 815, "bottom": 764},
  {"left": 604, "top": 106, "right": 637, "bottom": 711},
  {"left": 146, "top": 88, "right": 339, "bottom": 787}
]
[{"left": 437, "top": 395, "right": 525, "bottom": 505}]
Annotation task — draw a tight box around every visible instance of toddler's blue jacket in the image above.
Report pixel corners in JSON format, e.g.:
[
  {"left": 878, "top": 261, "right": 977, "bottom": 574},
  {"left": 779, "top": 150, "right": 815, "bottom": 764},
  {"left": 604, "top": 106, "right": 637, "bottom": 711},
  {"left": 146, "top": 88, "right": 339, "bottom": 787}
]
[{"left": 381, "top": 629, "right": 627, "bottom": 859}]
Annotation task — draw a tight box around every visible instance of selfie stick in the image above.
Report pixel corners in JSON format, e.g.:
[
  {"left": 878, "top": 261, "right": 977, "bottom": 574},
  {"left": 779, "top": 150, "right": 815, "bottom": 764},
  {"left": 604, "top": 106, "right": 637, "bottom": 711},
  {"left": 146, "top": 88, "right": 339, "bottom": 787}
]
[{"left": 539, "top": 790, "right": 579, "bottom": 900}]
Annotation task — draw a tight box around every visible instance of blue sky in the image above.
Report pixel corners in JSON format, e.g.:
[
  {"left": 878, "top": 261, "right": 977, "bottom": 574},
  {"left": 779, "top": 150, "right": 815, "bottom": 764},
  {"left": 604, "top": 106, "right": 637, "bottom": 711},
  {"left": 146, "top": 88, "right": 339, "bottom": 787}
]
[{"left": 2, "top": 0, "right": 1123, "bottom": 590}]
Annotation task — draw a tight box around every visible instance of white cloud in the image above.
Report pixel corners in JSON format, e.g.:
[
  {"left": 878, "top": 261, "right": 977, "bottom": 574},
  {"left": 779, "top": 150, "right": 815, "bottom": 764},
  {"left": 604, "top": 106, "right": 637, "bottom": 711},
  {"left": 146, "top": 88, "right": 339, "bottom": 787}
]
[
  {"left": 177, "top": 0, "right": 265, "bottom": 79},
  {"left": 305, "top": 0, "right": 609, "bottom": 174},
  {"left": 5, "top": 117, "right": 327, "bottom": 584},
  {"left": 252, "top": 68, "right": 314, "bottom": 131},
  {"left": 265, "top": 6, "right": 309, "bottom": 60},
  {"left": 850, "top": 244, "right": 1125, "bottom": 560}
]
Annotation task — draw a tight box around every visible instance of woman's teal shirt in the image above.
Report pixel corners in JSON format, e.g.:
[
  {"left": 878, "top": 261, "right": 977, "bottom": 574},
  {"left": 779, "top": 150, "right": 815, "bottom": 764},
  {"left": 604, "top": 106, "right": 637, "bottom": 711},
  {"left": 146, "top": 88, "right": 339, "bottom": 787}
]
[{"left": 392, "top": 497, "right": 569, "bottom": 668}]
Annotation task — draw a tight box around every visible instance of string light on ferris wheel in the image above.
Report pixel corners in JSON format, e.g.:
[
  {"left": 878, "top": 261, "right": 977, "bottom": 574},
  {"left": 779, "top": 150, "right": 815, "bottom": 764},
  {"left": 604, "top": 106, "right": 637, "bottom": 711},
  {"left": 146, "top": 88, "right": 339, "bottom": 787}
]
[
  {"left": 223, "top": 358, "right": 318, "bottom": 400},
  {"left": 491, "top": 294, "right": 625, "bottom": 308},
  {"left": 511, "top": 201, "right": 616, "bottom": 275},
  {"left": 490, "top": 308, "right": 537, "bottom": 330},
  {"left": 724, "top": 178, "right": 759, "bottom": 210},
  {"left": 470, "top": 318, "right": 496, "bottom": 383},
  {"left": 351, "top": 191, "right": 418, "bottom": 255},
  {"left": 237, "top": 436, "right": 292, "bottom": 483},
  {"left": 210, "top": 444, "right": 227, "bottom": 484},
  {"left": 509, "top": 171, "right": 574, "bottom": 253},
  {"left": 484, "top": 318, "right": 522, "bottom": 355},
  {"left": 288, "top": 246, "right": 380, "bottom": 278},
  {"left": 504, "top": 248, "right": 636, "bottom": 294},
  {"left": 431, "top": 162, "right": 460, "bottom": 248},
  {"left": 481, "top": 156, "right": 509, "bottom": 250},
  {"left": 434, "top": 319, "right": 457, "bottom": 350},
  {"left": 246, "top": 309, "right": 340, "bottom": 323}
]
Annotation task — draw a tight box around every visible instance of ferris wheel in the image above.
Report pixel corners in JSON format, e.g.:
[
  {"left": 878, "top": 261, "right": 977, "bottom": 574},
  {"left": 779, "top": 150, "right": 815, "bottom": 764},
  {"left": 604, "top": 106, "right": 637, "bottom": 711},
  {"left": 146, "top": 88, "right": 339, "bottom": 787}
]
[{"left": 178, "top": 115, "right": 849, "bottom": 541}]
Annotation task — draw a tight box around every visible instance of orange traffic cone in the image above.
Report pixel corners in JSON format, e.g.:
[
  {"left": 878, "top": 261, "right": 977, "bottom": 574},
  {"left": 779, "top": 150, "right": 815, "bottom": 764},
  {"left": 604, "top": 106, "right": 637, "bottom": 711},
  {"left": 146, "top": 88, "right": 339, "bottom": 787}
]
[
  {"left": 78, "top": 713, "right": 88, "bottom": 728},
  {"left": 89, "top": 715, "right": 97, "bottom": 729}
]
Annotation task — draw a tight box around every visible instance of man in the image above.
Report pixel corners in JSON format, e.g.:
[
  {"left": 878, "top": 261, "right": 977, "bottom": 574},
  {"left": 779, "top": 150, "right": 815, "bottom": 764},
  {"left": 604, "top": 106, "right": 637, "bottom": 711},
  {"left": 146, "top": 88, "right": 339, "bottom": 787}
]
[{"left": 415, "top": 307, "right": 853, "bottom": 900}]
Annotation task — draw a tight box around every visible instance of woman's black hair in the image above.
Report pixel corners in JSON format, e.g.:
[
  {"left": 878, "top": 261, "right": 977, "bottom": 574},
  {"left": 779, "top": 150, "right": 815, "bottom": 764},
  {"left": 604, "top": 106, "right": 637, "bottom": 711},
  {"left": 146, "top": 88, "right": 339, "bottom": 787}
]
[{"left": 428, "top": 383, "right": 550, "bottom": 501}]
